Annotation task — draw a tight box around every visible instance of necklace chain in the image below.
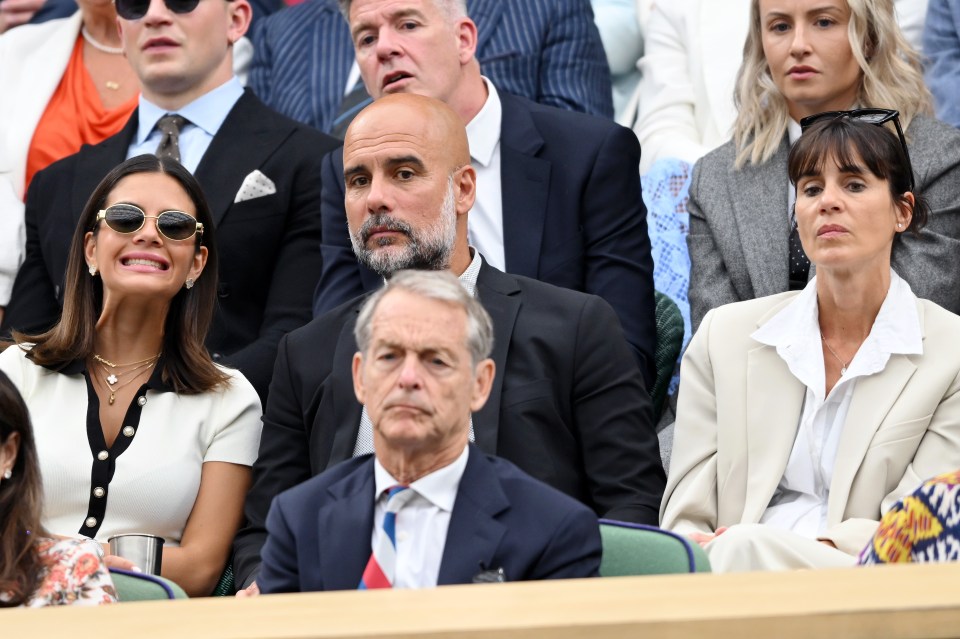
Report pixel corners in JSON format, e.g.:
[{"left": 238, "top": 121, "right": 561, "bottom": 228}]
[
  {"left": 819, "top": 331, "right": 850, "bottom": 376},
  {"left": 91, "top": 352, "right": 160, "bottom": 406},
  {"left": 81, "top": 26, "right": 124, "bottom": 55},
  {"left": 93, "top": 353, "right": 160, "bottom": 369}
]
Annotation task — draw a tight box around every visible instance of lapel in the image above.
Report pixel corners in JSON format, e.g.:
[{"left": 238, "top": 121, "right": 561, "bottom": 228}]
[
  {"left": 826, "top": 305, "right": 924, "bottom": 524},
  {"left": 498, "top": 94, "right": 550, "bottom": 279},
  {"left": 697, "top": 1, "right": 747, "bottom": 140},
  {"left": 732, "top": 140, "right": 792, "bottom": 298},
  {"left": 193, "top": 91, "right": 294, "bottom": 227},
  {"left": 325, "top": 304, "right": 367, "bottom": 465},
  {"left": 437, "top": 445, "right": 509, "bottom": 584},
  {"left": 317, "top": 459, "right": 377, "bottom": 590},
  {"left": 741, "top": 304, "right": 806, "bottom": 523},
  {"left": 468, "top": 0, "right": 504, "bottom": 55},
  {"left": 71, "top": 114, "right": 138, "bottom": 220},
  {"left": 472, "top": 262, "right": 521, "bottom": 454}
]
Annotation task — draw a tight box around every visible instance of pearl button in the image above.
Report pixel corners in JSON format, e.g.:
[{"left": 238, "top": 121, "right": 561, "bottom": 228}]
[
  {"left": 85, "top": 517, "right": 97, "bottom": 528},
  {"left": 137, "top": 396, "right": 147, "bottom": 406},
  {"left": 122, "top": 426, "right": 136, "bottom": 437},
  {"left": 93, "top": 487, "right": 105, "bottom": 498},
  {"left": 97, "top": 450, "right": 109, "bottom": 461}
]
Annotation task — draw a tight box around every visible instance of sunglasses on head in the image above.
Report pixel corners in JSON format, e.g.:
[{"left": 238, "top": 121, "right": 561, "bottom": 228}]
[
  {"left": 114, "top": 0, "right": 215, "bottom": 21},
  {"left": 799, "top": 108, "right": 915, "bottom": 193},
  {"left": 96, "top": 203, "right": 204, "bottom": 242}
]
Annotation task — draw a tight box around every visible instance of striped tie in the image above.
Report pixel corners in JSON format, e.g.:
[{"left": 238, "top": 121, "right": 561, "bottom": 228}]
[{"left": 359, "top": 485, "right": 413, "bottom": 589}]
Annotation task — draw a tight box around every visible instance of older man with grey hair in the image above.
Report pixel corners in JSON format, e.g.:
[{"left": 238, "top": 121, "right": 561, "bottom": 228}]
[{"left": 256, "top": 269, "right": 602, "bottom": 592}]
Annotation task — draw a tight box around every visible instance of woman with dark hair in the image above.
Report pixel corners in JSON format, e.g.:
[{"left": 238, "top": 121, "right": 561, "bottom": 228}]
[
  {"left": 661, "top": 116, "right": 960, "bottom": 572},
  {"left": 0, "top": 155, "right": 262, "bottom": 596},
  {"left": 0, "top": 369, "right": 116, "bottom": 607}
]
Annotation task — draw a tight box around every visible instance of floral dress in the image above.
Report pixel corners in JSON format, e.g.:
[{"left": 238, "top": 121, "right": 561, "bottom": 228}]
[{"left": 5, "top": 537, "right": 117, "bottom": 607}]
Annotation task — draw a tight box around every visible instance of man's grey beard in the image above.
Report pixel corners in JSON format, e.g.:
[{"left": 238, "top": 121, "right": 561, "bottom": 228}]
[{"left": 350, "top": 178, "right": 458, "bottom": 277}]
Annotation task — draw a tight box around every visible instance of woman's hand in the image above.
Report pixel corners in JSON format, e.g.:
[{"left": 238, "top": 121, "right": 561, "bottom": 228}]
[
  {"left": 104, "top": 554, "right": 141, "bottom": 572},
  {"left": 688, "top": 526, "right": 728, "bottom": 548}
]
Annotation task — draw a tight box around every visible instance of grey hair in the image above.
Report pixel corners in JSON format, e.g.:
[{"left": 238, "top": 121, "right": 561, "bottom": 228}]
[
  {"left": 354, "top": 269, "right": 493, "bottom": 366},
  {"left": 338, "top": 0, "right": 468, "bottom": 21}
]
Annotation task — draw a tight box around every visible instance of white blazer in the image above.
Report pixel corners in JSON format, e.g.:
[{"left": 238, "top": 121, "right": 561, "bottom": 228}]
[{"left": 662, "top": 291, "right": 960, "bottom": 555}]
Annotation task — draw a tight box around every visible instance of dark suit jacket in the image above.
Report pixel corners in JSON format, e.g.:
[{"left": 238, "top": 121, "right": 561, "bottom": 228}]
[
  {"left": 248, "top": 0, "right": 614, "bottom": 133},
  {"left": 258, "top": 444, "right": 602, "bottom": 593},
  {"left": 0, "top": 90, "right": 340, "bottom": 399},
  {"left": 314, "top": 90, "right": 656, "bottom": 386},
  {"left": 234, "top": 261, "right": 663, "bottom": 587}
]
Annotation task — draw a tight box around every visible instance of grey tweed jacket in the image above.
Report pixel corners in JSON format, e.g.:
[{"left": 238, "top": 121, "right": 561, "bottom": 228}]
[{"left": 687, "top": 114, "right": 960, "bottom": 332}]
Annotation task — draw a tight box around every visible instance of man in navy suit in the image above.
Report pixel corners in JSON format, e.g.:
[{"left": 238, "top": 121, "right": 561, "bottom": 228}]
[
  {"left": 257, "top": 269, "right": 602, "bottom": 593},
  {"left": 234, "top": 94, "right": 661, "bottom": 594},
  {"left": 248, "top": 0, "right": 613, "bottom": 134},
  {"left": 315, "top": 0, "right": 656, "bottom": 386}
]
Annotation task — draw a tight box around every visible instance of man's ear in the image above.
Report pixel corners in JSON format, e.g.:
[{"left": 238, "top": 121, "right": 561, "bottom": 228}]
[
  {"left": 352, "top": 352, "right": 366, "bottom": 404},
  {"left": 469, "top": 358, "right": 495, "bottom": 412},
  {"left": 455, "top": 18, "right": 478, "bottom": 65},
  {"left": 226, "top": 0, "right": 253, "bottom": 43},
  {"left": 454, "top": 165, "right": 477, "bottom": 216}
]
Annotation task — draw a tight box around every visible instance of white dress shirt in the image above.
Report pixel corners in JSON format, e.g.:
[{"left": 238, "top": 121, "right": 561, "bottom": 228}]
[
  {"left": 371, "top": 445, "right": 469, "bottom": 588},
  {"left": 464, "top": 78, "right": 505, "bottom": 272},
  {"left": 751, "top": 271, "right": 923, "bottom": 537},
  {"left": 127, "top": 77, "right": 245, "bottom": 173}
]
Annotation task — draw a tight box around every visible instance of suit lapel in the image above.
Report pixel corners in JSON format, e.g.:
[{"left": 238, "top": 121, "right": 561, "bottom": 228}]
[
  {"left": 71, "top": 114, "right": 138, "bottom": 220},
  {"left": 742, "top": 342, "right": 805, "bottom": 523},
  {"left": 194, "top": 91, "right": 295, "bottom": 227},
  {"left": 468, "top": 0, "right": 504, "bottom": 54},
  {"left": 472, "top": 263, "right": 520, "bottom": 454},
  {"left": 326, "top": 306, "right": 366, "bottom": 464},
  {"left": 317, "top": 461, "right": 376, "bottom": 590},
  {"left": 437, "top": 446, "right": 509, "bottom": 584},
  {"left": 733, "top": 141, "right": 792, "bottom": 298},
  {"left": 827, "top": 353, "right": 919, "bottom": 525},
  {"left": 499, "top": 95, "right": 550, "bottom": 279}
]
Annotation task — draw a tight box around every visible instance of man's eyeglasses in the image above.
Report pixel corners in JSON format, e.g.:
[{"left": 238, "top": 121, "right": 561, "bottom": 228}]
[
  {"left": 96, "top": 204, "right": 204, "bottom": 242},
  {"left": 799, "top": 108, "right": 915, "bottom": 193},
  {"left": 114, "top": 0, "right": 202, "bottom": 21}
]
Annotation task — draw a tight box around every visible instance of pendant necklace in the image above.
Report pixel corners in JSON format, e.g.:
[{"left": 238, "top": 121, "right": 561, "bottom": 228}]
[{"left": 819, "top": 332, "right": 850, "bottom": 376}]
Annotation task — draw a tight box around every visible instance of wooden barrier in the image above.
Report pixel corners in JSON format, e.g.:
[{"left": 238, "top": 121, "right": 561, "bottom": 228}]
[{"left": 3, "top": 562, "right": 960, "bottom": 638}]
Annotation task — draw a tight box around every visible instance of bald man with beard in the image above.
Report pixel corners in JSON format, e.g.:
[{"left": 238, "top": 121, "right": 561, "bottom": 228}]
[{"left": 233, "top": 94, "right": 663, "bottom": 594}]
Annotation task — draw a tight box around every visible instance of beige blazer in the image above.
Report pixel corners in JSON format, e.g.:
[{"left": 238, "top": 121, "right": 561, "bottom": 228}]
[{"left": 661, "top": 291, "right": 960, "bottom": 555}]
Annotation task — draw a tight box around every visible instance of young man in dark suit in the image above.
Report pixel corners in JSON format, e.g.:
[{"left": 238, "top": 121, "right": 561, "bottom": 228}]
[
  {"left": 0, "top": 0, "right": 339, "bottom": 399},
  {"left": 314, "top": 0, "right": 657, "bottom": 388},
  {"left": 234, "top": 94, "right": 663, "bottom": 594},
  {"left": 258, "top": 269, "right": 602, "bottom": 592}
]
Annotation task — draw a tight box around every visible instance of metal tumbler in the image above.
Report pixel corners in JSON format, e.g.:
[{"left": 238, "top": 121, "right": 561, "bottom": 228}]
[{"left": 107, "top": 533, "right": 165, "bottom": 575}]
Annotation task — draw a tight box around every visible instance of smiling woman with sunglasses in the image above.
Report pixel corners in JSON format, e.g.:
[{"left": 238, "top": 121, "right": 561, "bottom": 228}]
[
  {"left": 0, "top": 154, "right": 262, "bottom": 597},
  {"left": 685, "top": 0, "right": 960, "bottom": 333},
  {"left": 661, "top": 115, "right": 960, "bottom": 572}
]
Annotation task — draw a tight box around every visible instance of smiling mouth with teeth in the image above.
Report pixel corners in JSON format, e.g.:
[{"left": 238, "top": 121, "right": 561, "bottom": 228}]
[{"left": 122, "top": 258, "right": 168, "bottom": 270}]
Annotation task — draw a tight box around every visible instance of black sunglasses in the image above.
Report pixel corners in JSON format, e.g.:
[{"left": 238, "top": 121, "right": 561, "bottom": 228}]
[
  {"left": 114, "top": 0, "right": 211, "bottom": 20},
  {"left": 799, "top": 108, "right": 915, "bottom": 193},
  {"left": 96, "top": 203, "right": 204, "bottom": 242}
]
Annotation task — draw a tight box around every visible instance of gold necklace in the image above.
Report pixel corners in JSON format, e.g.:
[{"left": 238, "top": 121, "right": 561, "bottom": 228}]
[
  {"left": 820, "top": 332, "right": 850, "bottom": 376},
  {"left": 96, "top": 362, "right": 156, "bottom": 406},
  {"left": 93, "top": 353, "right": 161, "bottom": 369},
  {"left": 97, "top": 358, "right": 157, "bottom": 387}
]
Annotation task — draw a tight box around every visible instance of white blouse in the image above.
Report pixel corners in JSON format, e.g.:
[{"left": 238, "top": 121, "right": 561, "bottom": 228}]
[{"left": 0, "top": 345, "right": 262, "bottom": 546}]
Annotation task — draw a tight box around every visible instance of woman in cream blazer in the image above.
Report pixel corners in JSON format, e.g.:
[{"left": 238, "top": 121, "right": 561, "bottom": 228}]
[{"left": 662, "top": 114, "right": 960, "bottom": 573}]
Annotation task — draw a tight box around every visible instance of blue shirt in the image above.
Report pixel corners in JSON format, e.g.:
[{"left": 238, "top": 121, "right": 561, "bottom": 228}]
[{"left": 127, "top": 78, "right": 244, "bottom": 173}]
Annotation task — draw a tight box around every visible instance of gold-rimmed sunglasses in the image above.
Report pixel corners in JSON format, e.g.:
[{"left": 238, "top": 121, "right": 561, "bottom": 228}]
[{"left": 96, "top": 203, "right": 204, "bottom": 242}]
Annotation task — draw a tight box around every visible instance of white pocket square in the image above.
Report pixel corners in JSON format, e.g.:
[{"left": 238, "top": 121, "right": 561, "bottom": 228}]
[{"left": 234, "top": 170, "right": 277, "bottom": 203}]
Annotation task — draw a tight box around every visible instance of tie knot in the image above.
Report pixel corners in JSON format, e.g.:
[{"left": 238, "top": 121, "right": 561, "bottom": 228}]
[
  {"left": 157, "top": 114, "right": 187, "bottom": 135},
  {"left": 384, "top": 485, "right": 412, "bottom": 513}
]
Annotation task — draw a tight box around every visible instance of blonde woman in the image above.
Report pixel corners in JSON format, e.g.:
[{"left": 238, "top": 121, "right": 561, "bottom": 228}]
[{"left": 686, "top": 0, "right": 960, "bottom": 332}]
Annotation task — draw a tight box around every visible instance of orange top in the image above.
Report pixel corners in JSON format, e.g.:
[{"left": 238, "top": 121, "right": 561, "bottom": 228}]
[{"left": 25, "top": 36, "right": 138, "bottom": 194}]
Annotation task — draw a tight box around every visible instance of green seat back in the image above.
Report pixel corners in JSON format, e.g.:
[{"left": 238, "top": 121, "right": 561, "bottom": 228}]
[
  {"left": 652, "top": 291, "right": 684, "bottom": 417},
  {"left": 109, "top": 568, "right": 188, "bottom": 601},
  {"left": 599, "top": 520, "right": 711, "bottom": 577}
]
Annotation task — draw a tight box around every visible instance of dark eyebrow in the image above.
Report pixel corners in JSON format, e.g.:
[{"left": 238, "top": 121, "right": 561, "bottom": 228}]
[
  {"left": 343, "top": 163, "right": 369, "bottom": 182},
  {"left": 384, "top": 155, "right": 426, "bottom": 172}
]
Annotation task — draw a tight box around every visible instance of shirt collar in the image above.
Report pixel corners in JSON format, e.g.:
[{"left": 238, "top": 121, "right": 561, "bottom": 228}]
[
  {"left": 135, "top": 77, "right": 244, "bottom": 145},
  {"left": 751, "top": 270, "right": 922, "bottom": 395},
  {"left": 788, "top": 118, "right": 802, "bottom": 145},
  {"left": 465, "top": 77, "right": 502, "bottom": 168},
  {"left": 373, "top": 445, "right": 469, "bottom": 512},
  {"left": 380, "top": 248, "right": 482, "bottom": 297}
]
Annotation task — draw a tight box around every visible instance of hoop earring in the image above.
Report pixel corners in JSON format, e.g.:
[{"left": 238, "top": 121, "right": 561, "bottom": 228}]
[
  {"left": 185, "top": 278, "right": 195, "bottom": 290},
  {"left": 89, "top": 265, "right": 98, "bottom": 276}
]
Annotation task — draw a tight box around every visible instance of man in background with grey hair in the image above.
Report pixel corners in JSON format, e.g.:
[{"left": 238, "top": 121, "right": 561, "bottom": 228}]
[{"left": 256, "top": 269, "right": 602, "bottom": 592}]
